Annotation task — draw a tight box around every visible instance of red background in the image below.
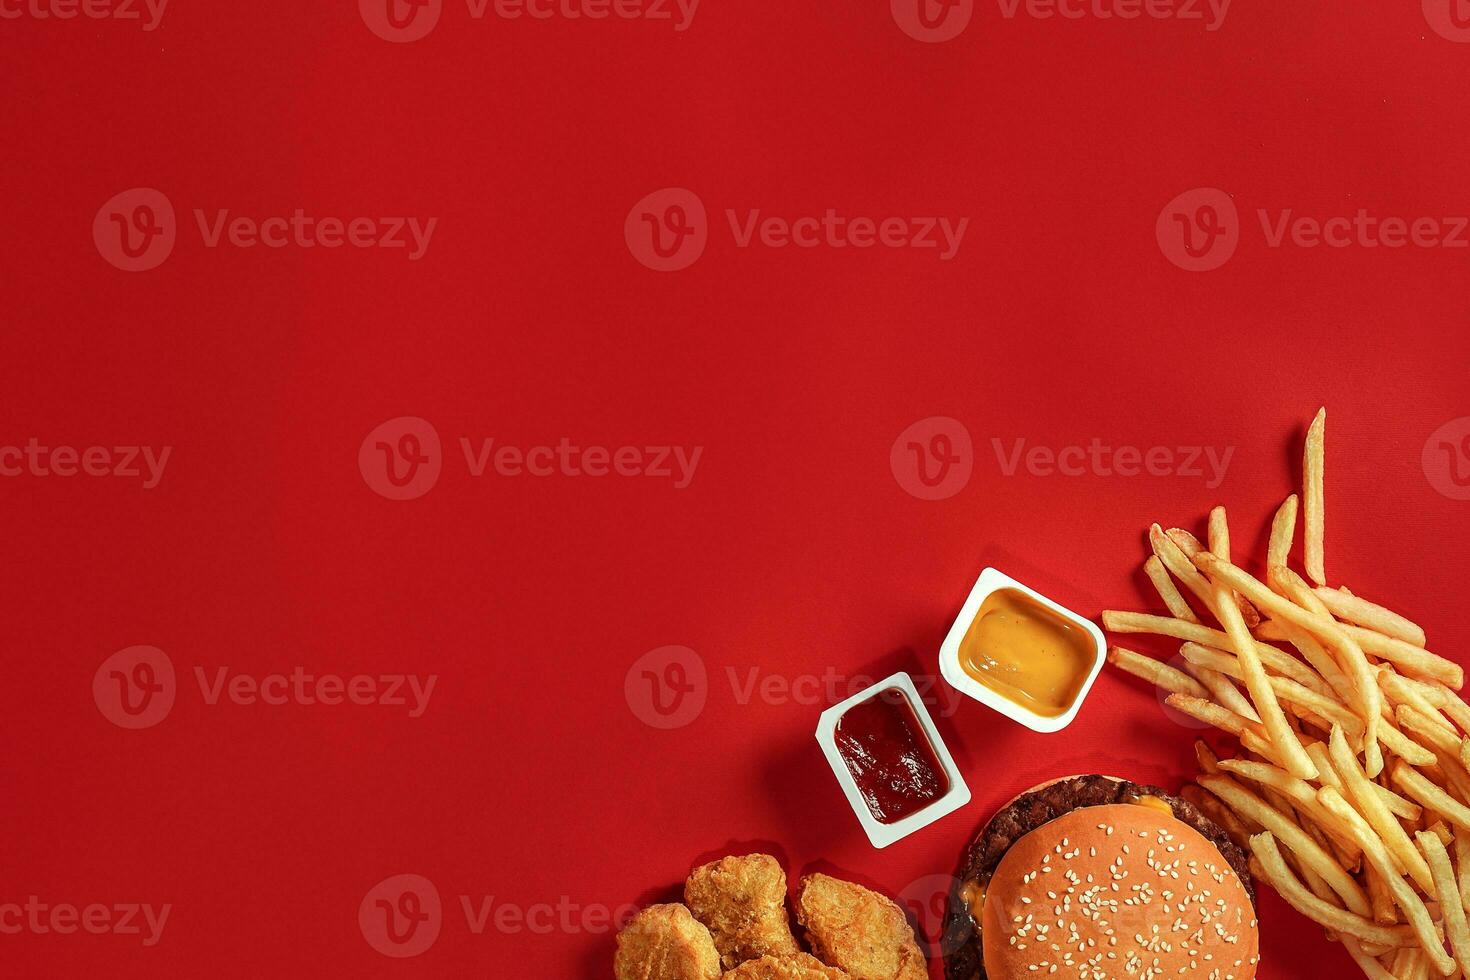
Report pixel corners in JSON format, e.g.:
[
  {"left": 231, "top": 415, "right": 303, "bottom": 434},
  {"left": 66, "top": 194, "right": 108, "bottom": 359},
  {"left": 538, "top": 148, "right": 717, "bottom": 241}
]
[{"left": 5, "top": 1, "right": 1470, "bottom": 977}]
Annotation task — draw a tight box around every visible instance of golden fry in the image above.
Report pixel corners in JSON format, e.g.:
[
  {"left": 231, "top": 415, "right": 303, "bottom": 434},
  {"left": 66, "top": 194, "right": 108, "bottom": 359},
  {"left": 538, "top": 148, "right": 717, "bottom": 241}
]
[
  {"left": 1208, "top": 566, "right": 1317, "bottom": 779},
  {"left": 1315, "top": 587, "right": 1426, "bottom": 647},
  {"left": 1143, "top": 555, "right": 1200, "bottom": 624},
  {"left": 1315, "top": 788, "right": 1451, "bottom": 974},
  {"left": 1394, "top": 763, "right": 1470, "bottom": 834},
  {"left": 1199, "top": 775, "right": 1367, "bottom": 914},
  {"left": 1247, "top": 832, "right": 1414, "bottom": 947},
  {"left": 1199, "top": 555, "right": 1381, "bottom": 775},
  {"left": 1419, "top": 830, "right": 1470, "bottom": 978},
  {"left": 1181, "top": 782, "right": 1256, "bottom": 846},
  {"left": 1382, "top": 673, "right": 1459, "bottom": 737},
  {"left": 1327, "top": 727, "right": 1435, "bottom": 893},
  {"left": 1106, "top": 646, "right": 1209, "bottom": 699},
  {"left": 1267, "top": 494, "right": 1298, "bottom": 572},
  {"left": 1194, "top": 738, "right": 1222, "bottom": 775},
  {"left": 1216, "top": 758, "right": 1361, "bottom": 857},
  {"left": 1102, "top": 611, "right": 1331, "bottom": 694},
  {"left": 1275, "top": 566, "right": 1383, "bottom": 777},
  {"left": 1304, "top": 407, "right": 1326, "bottom": 586},
  {"left": 1185, "top": 658, "right": 1261, "bottom": 723},
  {"left": 1398, "top": 705, "right": 1463, "bottom": 757},
  {"left": 1149, "top": 524, "right": 1223, "bottom": 621},
  {"left": 1166, "top": 694, "right": 1251, "bottom": 737},
  {"left": 1203, "top": 506, "right": 1261, "bottom": 626}
]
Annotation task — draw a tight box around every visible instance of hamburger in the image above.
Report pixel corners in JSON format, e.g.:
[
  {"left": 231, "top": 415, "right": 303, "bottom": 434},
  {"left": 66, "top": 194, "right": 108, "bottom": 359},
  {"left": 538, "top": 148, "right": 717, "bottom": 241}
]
[{"left": 940, "top": 774, "right": 1260, "bottom": 980}]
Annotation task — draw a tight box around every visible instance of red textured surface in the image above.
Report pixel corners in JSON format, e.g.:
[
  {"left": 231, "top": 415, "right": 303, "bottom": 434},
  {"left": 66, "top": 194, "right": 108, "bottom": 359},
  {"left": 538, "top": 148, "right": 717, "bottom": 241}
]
[{"left": 5, "top": 2, "right": 1470, "bottom": 977}]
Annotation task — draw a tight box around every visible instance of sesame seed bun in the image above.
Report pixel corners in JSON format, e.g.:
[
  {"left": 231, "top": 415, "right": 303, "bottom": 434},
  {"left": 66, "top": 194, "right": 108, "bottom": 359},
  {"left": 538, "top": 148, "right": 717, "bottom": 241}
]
[{"left": 980, "top": 803, "right": 1259, "bottom": 979}]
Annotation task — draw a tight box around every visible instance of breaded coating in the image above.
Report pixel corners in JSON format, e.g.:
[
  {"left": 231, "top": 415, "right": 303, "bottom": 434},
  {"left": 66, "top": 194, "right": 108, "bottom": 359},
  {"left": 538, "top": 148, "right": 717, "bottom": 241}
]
[
  {"left": 795, "top": 875, "right": 927, "bottom": 980},
  {"left": 615, "top": 904, "right": 722, "bottom": 980},
  {"left": 722, "top": 953, "right": 851, "bottom": 979},
  {"left": 685, "top": 854, "right": 801, "bottom": 969}
]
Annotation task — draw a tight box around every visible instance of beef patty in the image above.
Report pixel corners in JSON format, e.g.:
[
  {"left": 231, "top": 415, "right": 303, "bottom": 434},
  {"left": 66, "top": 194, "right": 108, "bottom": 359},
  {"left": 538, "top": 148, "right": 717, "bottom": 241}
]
[{"left": 939, "top": 774, "right": 1255, "bottom": 980}]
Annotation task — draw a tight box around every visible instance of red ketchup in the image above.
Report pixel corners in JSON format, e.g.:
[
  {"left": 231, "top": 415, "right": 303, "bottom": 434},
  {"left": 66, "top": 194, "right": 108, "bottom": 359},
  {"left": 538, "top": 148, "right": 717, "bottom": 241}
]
[{"left": 834, "top": 688, "right": 950, "bottom": 824}]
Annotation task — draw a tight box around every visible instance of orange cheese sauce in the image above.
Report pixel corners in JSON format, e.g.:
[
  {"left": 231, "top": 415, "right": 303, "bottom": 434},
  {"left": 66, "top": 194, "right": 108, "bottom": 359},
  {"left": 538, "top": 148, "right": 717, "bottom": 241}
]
[{"left": 958, "top": 588, "right": 1095, "bottom": 717}]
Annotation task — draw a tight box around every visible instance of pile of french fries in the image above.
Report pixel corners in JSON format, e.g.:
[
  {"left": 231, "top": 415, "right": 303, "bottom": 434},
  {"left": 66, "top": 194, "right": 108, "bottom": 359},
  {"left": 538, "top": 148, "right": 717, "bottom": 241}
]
[{"left": 1105, "top": 408, "right": 1470, "bottom": 979}]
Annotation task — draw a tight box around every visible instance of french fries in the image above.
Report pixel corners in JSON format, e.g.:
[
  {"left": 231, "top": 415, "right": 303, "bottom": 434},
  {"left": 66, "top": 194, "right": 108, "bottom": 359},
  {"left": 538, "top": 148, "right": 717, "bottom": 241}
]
[
  {"left": 1318, "top": 788, "right": 1452, "bottom": 974},
  {"left": 1250, "top": 832, "right": 1417, "bottom": 947},
  {"left": 1420, "top": 832, "right": 1470, "bottom": 976},
  {"left": 1100, "top": 408, "right": 1470, "bottom": 979},
  {"left": 1395, "top": 764, "right": 1470, "bottom": 835},
  {"left": 1201, "top": 774, "right": 1369, "bottom": 914},
  {"left": 1304, "top": 406, "right": 1326, "bottom": 586},
  {"left": 1268, "top": 493, "right": 1299, "bottom": 572},
  {"left": 1106, "top": 645, "right": 1208, "bottom": 699},
  {"left": 1317, "top": 587, "right": 1428, "bottom": 648},
  {"left": 1328, "top": 727, "right": 1435, "bottom": 893},
  {"left": 1102, "top": 611, "right": 1331, "bottom": 693},
  {"left": 1143, "top": 555, "right": 1200, "bottom": 623}
]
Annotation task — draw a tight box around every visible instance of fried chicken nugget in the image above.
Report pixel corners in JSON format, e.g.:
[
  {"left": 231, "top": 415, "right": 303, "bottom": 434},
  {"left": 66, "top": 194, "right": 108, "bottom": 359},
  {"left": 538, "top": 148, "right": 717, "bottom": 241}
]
[
  {"left": 615, "top": 904, "right": 722, "bottom": 980},
  {"left": 722, "top": 953, "right": 850, "bottom": 979},
  {"left": 685, "top": 854, "right": 801, "bottom": 969},
  {"left": 794, "top": 875, "right": 927, "bottom": 980}
]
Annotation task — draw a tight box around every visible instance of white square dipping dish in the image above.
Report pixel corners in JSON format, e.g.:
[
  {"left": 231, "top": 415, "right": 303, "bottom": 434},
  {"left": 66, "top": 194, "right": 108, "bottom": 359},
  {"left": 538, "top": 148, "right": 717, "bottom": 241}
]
[
  {"left": 938, "top": 567, "right": 1106, "bottom": 734},
  {"left": 815, "top": 671, "right": 971, "bottom": 849}
]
